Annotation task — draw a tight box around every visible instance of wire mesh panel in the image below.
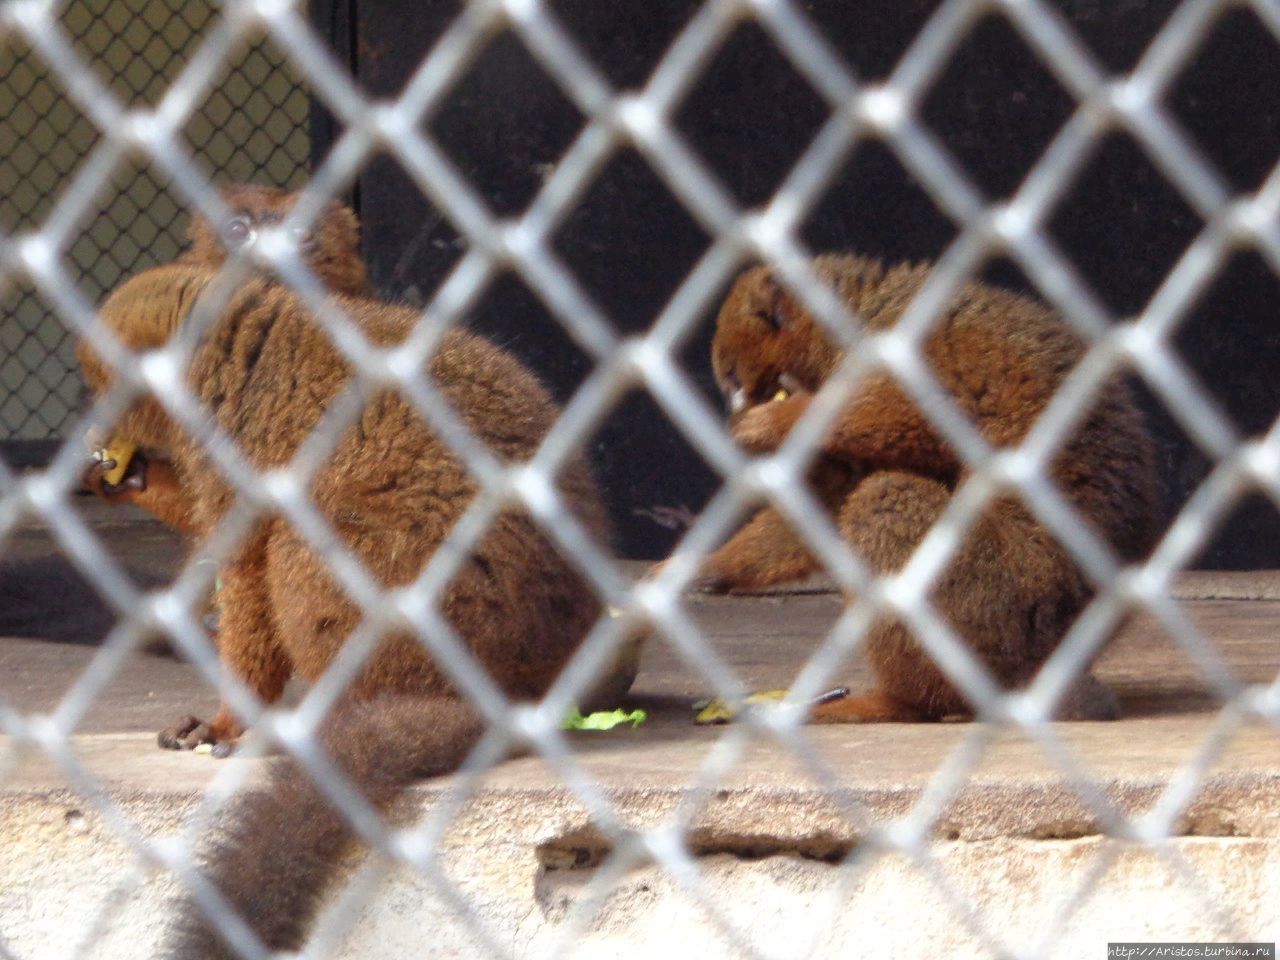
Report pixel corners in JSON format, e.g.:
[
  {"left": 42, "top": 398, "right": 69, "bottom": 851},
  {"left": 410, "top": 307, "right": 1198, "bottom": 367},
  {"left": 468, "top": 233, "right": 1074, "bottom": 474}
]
[
  {"left": 1, "top": 0, "right": 1279, "bottom": 958},
  {"left": 0, "top": 0, "right": 309, "bottom": 441}
]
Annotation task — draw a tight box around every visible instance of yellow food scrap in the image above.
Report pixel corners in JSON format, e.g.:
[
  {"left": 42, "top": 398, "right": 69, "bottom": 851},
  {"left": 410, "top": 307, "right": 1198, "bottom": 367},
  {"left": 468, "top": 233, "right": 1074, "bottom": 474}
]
[
  {"left": 772, "top": 387, "right": 790, "bottom": 402},
  {"left": 97, "top": 438, "right": 137, "bottom": 486},
  {"left": 561, "top": 707, "right": 648, "bottom": 731},
  {"left": 693, "top": 686, "right": 849, "bottom": 725},
  {"left": 694, "top": 689, "right": 789, "bottom": 725}
]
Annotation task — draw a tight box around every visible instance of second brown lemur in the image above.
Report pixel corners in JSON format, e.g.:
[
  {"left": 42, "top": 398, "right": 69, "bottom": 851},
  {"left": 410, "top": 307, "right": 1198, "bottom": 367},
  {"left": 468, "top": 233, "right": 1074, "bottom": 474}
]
[{"left": 698, "top": 254, "right": 1159, "bottom": 723}]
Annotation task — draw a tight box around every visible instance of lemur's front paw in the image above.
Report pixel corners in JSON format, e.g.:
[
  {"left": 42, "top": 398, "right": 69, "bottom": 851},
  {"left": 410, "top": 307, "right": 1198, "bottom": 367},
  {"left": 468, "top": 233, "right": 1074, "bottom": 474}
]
[
  {"left": 730, "top": 392, "right": 812, "bottom": 452},
  {"left": 83, "top": 450, "right": 148, "bottom": 499},
  {"left": 158, "top": 712, "right": 243, "bottom": 757}
]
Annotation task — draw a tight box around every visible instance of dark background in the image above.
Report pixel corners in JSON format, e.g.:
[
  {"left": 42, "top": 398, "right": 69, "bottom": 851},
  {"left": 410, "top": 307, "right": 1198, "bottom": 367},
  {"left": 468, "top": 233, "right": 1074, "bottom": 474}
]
[{"left": 311, "top": 0, "right": 1280, "bottom": 565}]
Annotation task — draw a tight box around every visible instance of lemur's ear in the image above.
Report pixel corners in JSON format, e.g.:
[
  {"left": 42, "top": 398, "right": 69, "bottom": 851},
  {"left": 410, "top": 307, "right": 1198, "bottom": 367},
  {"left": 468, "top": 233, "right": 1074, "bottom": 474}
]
[
  {"left": 321, "top": 199, "right": 362, "bottom": 243},
  {"left": 751, "top": 271, "right": 786, "bottom": 331},
  {"left": 185, "top": 210, "right": 217, "bottom": 253}
]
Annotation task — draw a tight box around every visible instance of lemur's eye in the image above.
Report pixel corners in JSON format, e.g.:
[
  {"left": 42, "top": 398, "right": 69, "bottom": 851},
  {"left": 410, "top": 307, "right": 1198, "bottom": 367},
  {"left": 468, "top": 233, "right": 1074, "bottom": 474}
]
[
  {"left": 753, "top": 308, "right": 781, "bottom": 330},
  {"left": 223, "top": 216, "right": 252, "bottom": 247}
]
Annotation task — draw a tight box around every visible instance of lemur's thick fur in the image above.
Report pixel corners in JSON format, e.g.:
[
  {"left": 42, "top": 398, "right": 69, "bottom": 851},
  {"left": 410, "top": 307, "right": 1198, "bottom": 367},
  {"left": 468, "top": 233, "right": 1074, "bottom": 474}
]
[{"left": 77, "top": 247, "right": 1158, "bottom": 955}]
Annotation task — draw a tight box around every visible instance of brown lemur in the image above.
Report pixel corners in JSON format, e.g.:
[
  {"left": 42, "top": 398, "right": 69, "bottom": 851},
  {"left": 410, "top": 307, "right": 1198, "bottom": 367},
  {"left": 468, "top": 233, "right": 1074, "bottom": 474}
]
[
  {"left": 77, "top": 219, "right": 613, "bottom": 956},
  {"left": 697, "top": 255, "right": 1159, "bottom": 723},
  {"left": 84, "top": 183, "right": 371, "bottom": 532}
]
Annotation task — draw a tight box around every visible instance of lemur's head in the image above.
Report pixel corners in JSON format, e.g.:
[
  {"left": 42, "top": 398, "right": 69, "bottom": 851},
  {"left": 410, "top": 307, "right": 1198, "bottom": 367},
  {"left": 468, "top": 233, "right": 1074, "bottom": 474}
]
[
  {"left": 185, "top": 183, "right": 369, "bottom": 297},
  {"left": 711, "top": 258, "right": 865, "bottom": 416}
]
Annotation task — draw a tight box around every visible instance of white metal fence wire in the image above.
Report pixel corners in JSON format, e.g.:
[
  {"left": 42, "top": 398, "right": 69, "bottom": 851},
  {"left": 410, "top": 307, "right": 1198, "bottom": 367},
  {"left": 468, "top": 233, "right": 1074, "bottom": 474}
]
[
  {"left": 0, "top": 0, "right": 310, "bottom": 439},
  {"left": 2, "top": 0, "right": 1279, "bottom": 957}
]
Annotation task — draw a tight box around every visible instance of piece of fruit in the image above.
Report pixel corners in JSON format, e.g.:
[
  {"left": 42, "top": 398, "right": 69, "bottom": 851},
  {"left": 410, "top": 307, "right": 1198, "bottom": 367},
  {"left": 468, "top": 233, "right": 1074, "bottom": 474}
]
[
  {"left": 561, "top": 707, "right": 648, "bottom": 731},
  {"left": 96, "top": 439, "right": 137, "bottom": 487}
]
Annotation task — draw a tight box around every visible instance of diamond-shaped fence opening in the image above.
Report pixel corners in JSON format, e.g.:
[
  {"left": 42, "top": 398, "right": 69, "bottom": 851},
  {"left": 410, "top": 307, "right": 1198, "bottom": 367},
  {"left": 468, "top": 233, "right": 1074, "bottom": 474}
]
[
  {"left": 1, "top": 1, "right": 1279, "bottom": 959},
  {"left": 0, "top": 0, "right": 309, "bottom": 443}
]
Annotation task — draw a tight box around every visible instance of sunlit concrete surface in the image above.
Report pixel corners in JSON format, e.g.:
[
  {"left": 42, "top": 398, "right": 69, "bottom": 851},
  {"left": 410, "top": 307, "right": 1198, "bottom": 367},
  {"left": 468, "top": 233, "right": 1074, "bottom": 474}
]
[{"left": 1, "top": 501, "right": 1277, "bottom": 958}]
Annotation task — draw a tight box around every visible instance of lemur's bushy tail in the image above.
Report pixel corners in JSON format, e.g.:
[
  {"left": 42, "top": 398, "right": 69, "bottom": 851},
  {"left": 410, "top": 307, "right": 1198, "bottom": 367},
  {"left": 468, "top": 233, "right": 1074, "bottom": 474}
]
[{"left": 169, "top": 696, "right": 484, "bottom": 959}]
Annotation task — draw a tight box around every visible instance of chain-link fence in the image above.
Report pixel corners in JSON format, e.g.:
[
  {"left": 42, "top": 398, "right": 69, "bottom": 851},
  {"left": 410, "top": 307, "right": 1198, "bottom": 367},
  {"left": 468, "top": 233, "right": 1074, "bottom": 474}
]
[
  {"left": 2, "top": 0, "right": 1279, "bottom": 957},
  {"left": 0, "top": 0, "right": 309, "bottom": 443}
]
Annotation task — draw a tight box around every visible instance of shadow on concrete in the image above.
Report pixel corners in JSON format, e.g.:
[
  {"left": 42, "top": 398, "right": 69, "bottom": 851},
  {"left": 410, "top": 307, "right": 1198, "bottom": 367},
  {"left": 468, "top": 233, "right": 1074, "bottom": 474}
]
[
  {"left": 0, "top": 554, "right": 176, "bottom": 647},
  {"left": 0, "top": 556, "right": 120, "bottom": 645}
]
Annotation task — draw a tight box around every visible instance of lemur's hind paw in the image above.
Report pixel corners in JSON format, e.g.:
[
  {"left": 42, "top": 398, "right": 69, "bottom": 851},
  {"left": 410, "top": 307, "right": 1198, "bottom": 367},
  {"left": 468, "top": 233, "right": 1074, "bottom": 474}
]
[{"left": 158, "top": 712, "right": 243, "bottom": 755}]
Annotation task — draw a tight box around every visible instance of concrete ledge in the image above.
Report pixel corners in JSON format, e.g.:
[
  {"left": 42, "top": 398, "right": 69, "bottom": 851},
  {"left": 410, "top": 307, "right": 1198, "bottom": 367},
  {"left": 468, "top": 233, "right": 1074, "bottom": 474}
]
[
  {"left": 3, "top": 724, "right": 1279, "bottom": 958},
  {"left": 2, "top": 508, "right": 1279, "bottom": 957},
  {"left": 712, "top": 568, "right": 1280, "bottom": 602}
]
